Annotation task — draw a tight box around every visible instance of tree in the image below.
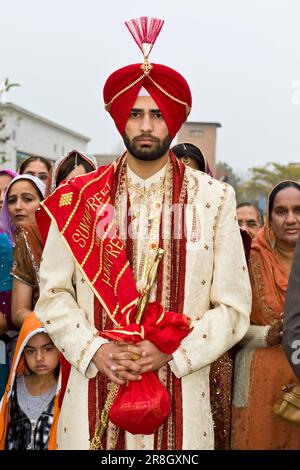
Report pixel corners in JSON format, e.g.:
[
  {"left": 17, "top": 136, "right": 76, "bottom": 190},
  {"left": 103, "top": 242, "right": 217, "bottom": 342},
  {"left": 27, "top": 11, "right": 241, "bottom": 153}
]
[
  {"left": 216, "top": 161, "right": 241, "bottom": 190},
  {"left": 0, "top": 78, "right": 20, "bottom": 104},
  {"left": 236, "top": 162, "right": 300, "bottom": 205},
  {"left": 0, "top": 78, "right": 21, "bottom": 165}
]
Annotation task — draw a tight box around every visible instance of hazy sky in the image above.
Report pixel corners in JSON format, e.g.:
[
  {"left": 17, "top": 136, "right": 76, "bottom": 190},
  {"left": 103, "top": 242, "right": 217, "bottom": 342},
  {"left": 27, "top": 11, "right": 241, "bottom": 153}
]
[{"left": 2, "top": 0, "right": 300, "bottom": 175}]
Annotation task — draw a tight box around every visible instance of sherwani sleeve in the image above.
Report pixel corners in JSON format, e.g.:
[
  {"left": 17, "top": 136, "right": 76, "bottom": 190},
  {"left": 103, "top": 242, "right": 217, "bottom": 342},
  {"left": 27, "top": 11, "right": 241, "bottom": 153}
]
[
  {"left": 283, "top": 237, "right": 300, "bottom": 380},
  {"left": 170, "top": 185, "right": 251, "bottom": 378},
  {"left": 35, "top": 221, "right": 107, "bottom": 379}
]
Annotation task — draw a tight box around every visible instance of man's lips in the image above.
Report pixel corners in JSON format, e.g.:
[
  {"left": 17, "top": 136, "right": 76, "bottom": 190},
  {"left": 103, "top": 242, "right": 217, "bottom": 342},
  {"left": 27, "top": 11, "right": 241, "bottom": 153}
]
[{"left": 136, "top": 139, "right": 156, "bottom": 144}]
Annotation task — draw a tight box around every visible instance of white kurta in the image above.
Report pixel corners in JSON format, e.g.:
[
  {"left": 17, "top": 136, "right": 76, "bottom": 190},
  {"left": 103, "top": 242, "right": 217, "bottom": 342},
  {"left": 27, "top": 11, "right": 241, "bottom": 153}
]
[{"left": 35, "top": 167, "right": 251, "bottom": 450}]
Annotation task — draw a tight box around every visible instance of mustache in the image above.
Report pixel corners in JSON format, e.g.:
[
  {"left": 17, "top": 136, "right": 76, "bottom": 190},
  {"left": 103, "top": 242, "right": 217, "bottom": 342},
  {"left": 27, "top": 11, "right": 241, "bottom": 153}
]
[{"left": 133, "top": 134, "right": 160, "bottom": 143}]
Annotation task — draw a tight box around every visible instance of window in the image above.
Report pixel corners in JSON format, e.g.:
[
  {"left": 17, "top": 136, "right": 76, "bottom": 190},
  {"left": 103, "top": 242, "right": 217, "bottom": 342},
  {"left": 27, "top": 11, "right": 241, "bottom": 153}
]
[
  {"left": 54, "top": 143, "right": 57, "bottom": 152},
  {"left": 189, "top": 129, "right": 204, "bottom": 137}
]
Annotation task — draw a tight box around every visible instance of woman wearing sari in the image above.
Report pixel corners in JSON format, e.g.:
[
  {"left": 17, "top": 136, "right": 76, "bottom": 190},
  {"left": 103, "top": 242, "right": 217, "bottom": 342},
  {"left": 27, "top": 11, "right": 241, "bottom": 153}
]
[
  {"left": 0, "top": 170, "right": 18, "bottom": 399},
  {"left": 0, "top": 174, "right": 46, "bottom": 331},
  {"left": 11, "top": 150, "right": 97, "bottom": 329},
  {"left": 231, "top": 180, "right": 300, "bottom": 450}
]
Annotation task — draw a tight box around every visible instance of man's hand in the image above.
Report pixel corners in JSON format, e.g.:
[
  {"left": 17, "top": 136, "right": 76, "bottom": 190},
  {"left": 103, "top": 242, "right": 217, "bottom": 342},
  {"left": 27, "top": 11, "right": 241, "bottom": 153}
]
[
  {"left": 110, "top": 340, "right": 172, "bottom": 374},
  {"left": 266, "top": 313, "right": 283, "bottom": 346},
  {"left": 92, "top": 343, "right": 143, "bottom": 384}
]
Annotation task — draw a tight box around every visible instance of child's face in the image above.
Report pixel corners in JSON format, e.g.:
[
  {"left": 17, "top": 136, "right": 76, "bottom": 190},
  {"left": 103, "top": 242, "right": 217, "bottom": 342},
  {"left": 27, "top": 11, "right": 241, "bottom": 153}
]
[{"left": 24, "top": 332, "right": 60, "bottom": 376}]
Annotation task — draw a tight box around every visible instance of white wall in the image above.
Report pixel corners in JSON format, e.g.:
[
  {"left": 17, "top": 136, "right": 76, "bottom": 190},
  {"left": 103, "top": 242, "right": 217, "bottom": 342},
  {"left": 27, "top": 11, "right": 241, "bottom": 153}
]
[{"left": 0, "top": 106, "right": 89, "bottom": 171}]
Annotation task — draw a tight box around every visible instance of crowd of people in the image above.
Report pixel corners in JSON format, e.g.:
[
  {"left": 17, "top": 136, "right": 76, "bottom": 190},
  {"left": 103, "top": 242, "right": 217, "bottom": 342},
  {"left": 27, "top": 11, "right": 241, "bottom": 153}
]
[{"left": 0, "top": 16, "right": 300, "bottom": 451}]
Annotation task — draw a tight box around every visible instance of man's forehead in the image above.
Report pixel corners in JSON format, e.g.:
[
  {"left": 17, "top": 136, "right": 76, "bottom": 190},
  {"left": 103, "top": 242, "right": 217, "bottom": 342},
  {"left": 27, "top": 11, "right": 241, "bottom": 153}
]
[{"left": 132, "top": 95, "right": 160, "bottom": 110}]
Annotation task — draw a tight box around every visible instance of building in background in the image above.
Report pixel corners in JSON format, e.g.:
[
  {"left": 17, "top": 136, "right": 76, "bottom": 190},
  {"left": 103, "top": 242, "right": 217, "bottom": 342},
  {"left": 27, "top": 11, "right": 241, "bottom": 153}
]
[
  {"left": 0, "top": 103, "right": 90, "bottom": 171},
  {"left": 93, "top": 154, "right": 118, "bottom": 167},
  {"left": 176, "top": 121, "right": 221, "bottom": 174}
]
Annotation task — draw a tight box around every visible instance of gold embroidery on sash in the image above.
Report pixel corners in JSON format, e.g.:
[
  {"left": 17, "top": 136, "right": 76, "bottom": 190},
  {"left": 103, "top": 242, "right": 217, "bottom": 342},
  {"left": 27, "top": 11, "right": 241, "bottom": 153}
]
[
  {"left": 114, "top": 261, "right": 130, "bottom": 295},
  {"left": 59, "top": 192, "right": 73, "bottom": 207}
]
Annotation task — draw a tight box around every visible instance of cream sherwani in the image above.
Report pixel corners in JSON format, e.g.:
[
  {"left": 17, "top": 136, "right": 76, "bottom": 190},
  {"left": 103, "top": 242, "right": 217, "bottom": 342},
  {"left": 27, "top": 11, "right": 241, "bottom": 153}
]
[{"left": 35, "top": 166, "right": 251, "bottom": 450}]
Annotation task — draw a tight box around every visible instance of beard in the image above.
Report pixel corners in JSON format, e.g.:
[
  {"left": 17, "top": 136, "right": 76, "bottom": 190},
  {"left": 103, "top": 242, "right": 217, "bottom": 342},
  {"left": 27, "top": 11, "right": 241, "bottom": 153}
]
[{"left": 123, "top": 132, "right": 171, "bottom": 162}]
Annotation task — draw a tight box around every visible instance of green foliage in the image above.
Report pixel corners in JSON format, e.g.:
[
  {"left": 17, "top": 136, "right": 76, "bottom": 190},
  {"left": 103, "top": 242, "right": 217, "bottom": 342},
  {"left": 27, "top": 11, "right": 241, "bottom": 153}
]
[
  {"left": 216, "top": 161, "right": 241, "bottom": 190},
  {"left": 236, "top": 162, "right": 300, "bottom": 204}
]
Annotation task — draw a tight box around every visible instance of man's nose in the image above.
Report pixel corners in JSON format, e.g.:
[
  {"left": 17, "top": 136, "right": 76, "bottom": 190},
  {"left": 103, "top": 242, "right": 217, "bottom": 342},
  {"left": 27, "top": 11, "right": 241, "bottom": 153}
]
[{"left": 140, "top": 113, "right": 153, "bottom": 133}]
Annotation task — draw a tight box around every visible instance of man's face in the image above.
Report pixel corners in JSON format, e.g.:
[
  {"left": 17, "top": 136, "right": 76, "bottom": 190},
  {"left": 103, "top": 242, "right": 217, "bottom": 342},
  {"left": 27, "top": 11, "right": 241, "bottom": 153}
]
[
  {"left": 237, "top": 205, "right": 262, "bottom": 238},
  {"left": 123, "top": 95, "right": 171, "bottom": 161}
]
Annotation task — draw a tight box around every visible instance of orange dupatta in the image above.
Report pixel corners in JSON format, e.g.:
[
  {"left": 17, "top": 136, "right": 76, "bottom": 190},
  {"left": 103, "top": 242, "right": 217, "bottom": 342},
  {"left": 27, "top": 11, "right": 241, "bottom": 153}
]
[{"left": 249, "top": 226, "right": 287, "bottom": 325}]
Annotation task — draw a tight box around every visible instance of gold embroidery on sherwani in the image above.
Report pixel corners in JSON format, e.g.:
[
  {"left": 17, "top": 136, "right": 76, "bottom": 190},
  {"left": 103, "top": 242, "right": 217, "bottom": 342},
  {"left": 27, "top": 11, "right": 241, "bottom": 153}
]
[
  {"left": 76, "top": 333, "right": 99, "bottom": 370},
  {"left": 212, "top": 184, "right": 228, "bottom": 246},
  {"left": 188, "top": 175, "right": 199, "bottom": 206},
  {"left": 127, "top": 169, "right": 165, "bottom": 293},
  {"left": 180, "top": 346, "right": 193, "bottom": 374},
  {"left": 160, "top": 161, "right": 173, "bottom": 312}
]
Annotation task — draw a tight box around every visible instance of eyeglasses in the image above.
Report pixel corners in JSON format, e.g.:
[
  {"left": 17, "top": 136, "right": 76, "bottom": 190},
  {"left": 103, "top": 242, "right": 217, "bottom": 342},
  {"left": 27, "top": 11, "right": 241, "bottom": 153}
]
[{"left": 238, "top": 219, "right": 259, "bottom": 229}]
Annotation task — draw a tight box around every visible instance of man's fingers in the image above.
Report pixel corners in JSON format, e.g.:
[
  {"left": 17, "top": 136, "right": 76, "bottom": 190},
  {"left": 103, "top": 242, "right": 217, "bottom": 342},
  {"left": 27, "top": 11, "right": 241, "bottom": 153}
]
[
  {"left": 105, "top": 368, "right": 126, "bottom": 385},
  {"left": 118, "top": 370, "right": 142, "bottom": 382},
  {"left": 110, "top": 360, "right": 142, "bottom": 373},
  {"left": 110, "top": 351, "right": 139, "bottom": 361}
]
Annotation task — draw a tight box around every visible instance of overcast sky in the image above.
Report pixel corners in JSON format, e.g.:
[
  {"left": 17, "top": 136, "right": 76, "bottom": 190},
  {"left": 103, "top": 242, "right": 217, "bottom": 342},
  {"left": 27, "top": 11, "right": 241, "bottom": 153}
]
[{"left": 2, "top": 0, "right": 300, "bottom": 175}]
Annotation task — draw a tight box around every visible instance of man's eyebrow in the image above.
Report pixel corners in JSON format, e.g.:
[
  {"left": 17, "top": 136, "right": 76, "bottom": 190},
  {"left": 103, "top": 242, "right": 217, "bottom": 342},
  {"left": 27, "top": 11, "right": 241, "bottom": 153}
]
[{"left": 130, "top": 108, "right": 162, "bottom": 113}]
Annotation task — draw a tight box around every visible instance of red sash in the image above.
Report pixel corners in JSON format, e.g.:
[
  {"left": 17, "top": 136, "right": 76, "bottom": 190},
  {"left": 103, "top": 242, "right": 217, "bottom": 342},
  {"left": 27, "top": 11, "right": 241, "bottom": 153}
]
[{"left": 41, "top": 159, "right": 140, "bottom": 327}]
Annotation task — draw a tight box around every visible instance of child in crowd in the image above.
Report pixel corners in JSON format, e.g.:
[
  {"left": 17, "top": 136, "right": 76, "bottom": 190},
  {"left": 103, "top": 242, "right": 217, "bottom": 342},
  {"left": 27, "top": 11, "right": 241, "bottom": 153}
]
[{"left": 0, "top": 313, "right": 60, "bottom": 450}]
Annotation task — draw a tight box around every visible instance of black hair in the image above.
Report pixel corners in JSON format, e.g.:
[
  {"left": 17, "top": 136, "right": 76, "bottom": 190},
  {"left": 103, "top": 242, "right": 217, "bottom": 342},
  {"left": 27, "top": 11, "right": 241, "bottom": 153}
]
[
  {"left": 19, "top": 156, "right": 52, "bottom": 174},
  {"left": 171, "top": 143, "right": 206, "bottom": 172},
  {"left": 268, "top": 181, "right": 300, "bottom": 220},
  {"left": 237, "top": 202, "right": 264, "bottom": 226},
  {"left": 56, "top": 153, "right": 95, "bottom": 188}
]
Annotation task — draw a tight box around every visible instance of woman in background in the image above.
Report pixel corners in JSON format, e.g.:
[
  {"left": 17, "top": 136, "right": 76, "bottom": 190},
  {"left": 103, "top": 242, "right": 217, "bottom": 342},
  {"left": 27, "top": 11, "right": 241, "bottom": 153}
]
[
  {"left": 19, "top": 156, "right": 52, "bottom": 183},
  {"left": 231, "top": 181, "right": 300, "bottom": 450},
  {"left": 0, "top": 169, "right": 18, "bottom": 399},
  {"left": 11, "top": 150, "right": 97, "bottom": 328}
]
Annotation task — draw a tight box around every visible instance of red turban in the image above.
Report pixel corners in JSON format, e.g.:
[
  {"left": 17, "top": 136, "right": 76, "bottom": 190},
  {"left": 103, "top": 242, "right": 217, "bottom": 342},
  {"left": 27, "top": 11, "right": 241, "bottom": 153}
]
[{"left": 103, "top": 62, "right": 192, "bottom": 140}]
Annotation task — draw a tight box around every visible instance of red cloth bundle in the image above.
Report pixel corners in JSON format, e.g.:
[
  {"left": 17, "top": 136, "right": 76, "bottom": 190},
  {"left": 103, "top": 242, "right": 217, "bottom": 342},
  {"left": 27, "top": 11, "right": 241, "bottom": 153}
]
[
  {"left": 109, "top": 371, "right": 170, "bottom": 435},
  {"left": 100, "top": 301, "right": 192, "bottom": 434}
]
